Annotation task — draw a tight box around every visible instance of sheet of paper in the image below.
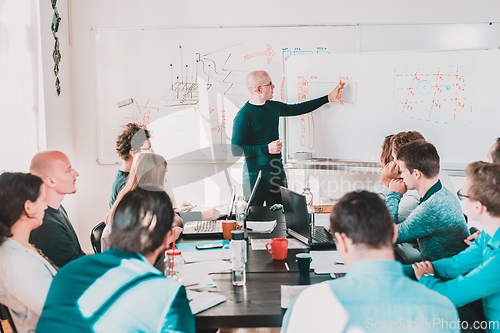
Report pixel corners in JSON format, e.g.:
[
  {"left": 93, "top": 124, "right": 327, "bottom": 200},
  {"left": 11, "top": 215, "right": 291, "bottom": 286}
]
[
  {"left": 183, "top": 260, "right": 232, "bottom": 275},
  {"left": 250, "top": 238, "right": 308, "bottom": 250},
  {"left": 314, "top": 213, "right": 331, "bottom": 231},
  {"left": 313, "top": 264, "right": 348, "bottom": 274},
  {"left": 246, "top": 220, "right": 277, "bottom": 233},
  {"left": 313, "top": 213, "right": 330, "bottom": 227},
  {"left": 281, "top": 285, "right": 312, "bottom": 309},
  {"left": 186, "top": 290, "right": 227, "bottom": 315},
  {"left": 182, "top": 274, "right": 216, "bottom": 290},
  {"left": 181, "top": 249, "right": 227, "bottom": 263},
  {"left": 310, "top": 250, "right": 347, "bottom": 274}
]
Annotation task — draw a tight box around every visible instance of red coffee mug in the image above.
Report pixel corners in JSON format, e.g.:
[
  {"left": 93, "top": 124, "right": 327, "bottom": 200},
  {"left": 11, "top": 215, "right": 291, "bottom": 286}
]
[{"left": 265, "top": 238, "right": 288, "bottom": 260}]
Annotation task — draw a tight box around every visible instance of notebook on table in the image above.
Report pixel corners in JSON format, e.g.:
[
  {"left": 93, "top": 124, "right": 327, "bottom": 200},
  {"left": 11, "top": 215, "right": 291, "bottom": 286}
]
[
  {"left": 280, "top": 186, "right": 336, "bottom": 249},
  {"left": 183, "top": 171, "right": 262, "bottom": 237}
]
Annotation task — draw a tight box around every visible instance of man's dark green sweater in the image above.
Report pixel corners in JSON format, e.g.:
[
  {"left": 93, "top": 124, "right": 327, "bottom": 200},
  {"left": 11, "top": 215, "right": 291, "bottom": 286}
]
[{"left": 231, "top": 95, "right": 329, "bottom": 169}]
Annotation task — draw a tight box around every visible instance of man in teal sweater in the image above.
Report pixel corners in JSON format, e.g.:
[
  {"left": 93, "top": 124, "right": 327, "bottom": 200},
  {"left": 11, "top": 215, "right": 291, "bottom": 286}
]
[
  {"left": 231, "top": 70, "right": 344, "bottom": 205},
  {"left": 387, "top": 141, "right": 469, "bottom": 261},
  {"left": 412, "top": 162, "right": 500, "bottom": 333}
]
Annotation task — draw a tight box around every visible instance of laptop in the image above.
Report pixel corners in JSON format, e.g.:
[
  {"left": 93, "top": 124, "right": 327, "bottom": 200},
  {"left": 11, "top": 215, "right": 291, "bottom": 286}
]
[
  {"left": 280, "top": 186, "right": 336, "bottom": 248},
  {"left": 183, "top": 171, "right": 262, "bottom": 237}
]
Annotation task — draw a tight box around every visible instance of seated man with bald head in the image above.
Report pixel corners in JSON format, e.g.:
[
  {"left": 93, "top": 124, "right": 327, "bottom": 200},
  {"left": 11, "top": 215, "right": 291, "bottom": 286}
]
[
  {"left": 29, "top": 150, "right": 85, "bottom": 268},
  {"left": 232, "top": 70, "right": 344, "bottom": 206}
]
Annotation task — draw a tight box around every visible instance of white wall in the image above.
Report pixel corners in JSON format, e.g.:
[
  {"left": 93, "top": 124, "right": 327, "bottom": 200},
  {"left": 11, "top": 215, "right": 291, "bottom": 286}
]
[{"left": 40, "top": 0, "right": 498, "bottom": 252}]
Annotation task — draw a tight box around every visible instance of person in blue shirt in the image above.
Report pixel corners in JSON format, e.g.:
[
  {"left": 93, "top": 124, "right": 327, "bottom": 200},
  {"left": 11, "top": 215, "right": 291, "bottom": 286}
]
[
  {"left": 412, "top": 161, "right": 500, "bottom": 333},
  {"left": 36, "top": 186, "right": 196, "bottom": 333},
  {"left": 281, "top": 190, "right": 459, "bottom": 333},
  {"left": 387, "top": 141, "right": 469, "bottom": 261}
]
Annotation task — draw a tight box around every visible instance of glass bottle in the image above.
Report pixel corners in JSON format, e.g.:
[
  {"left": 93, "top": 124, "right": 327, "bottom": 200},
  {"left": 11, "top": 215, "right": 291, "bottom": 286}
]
[
  {"left": 164, "top": 249, "right": 184, "bottom": 281},
  {"left": 234, "top": 195, "right": 247, "bottom": 229},
  {"left": 301, "top": 188, "right": 314, "bottom": 214},
  {"left": 230, "top": 230, "right": 246, "bottom": 286}
]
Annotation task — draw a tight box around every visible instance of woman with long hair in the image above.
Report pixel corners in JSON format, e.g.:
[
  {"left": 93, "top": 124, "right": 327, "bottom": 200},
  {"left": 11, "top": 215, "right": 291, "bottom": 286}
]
[
  {"left": 102, "top": 152, "right": 183, "bottom": 251},
  {"left": 0, "top": 172, "right": 58, "bottom": 332}
]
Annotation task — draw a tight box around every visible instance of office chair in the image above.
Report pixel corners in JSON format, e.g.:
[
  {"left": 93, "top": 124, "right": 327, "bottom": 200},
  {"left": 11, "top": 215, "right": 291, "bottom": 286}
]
[
  {"left": 0, "top": 303, "right": 17, "bottom": 333},
  {"left": 90, "top": 222, "right": 106, "bottom": 254}
]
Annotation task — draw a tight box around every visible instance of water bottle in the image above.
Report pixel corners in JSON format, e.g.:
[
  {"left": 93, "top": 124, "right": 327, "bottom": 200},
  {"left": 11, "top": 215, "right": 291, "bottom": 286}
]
[
  {"left": 230, "top": 230, "right": 246, "bottom": 286},
  {"left": 302, "top": 188, "right": 315, "bottom": 227},
  {"left": 301, "top": 188, "right": 314, "bottom": 214},
  {"left": 234, "top": 196, "right": 247, "bottom": 229}
]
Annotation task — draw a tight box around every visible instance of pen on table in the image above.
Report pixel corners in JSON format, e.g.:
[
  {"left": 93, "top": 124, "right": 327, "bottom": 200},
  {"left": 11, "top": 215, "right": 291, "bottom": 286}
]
[
  {"left": 184, "top": 283, "right": 199, "bottom": 288},
  {"left": 334, "top": 261, "right": 344, "bottom": 265},
  {"left": 246, "top": 227, "right": 253, "bottom": 231},
  {"left": 284, "top": 262, "right": 290, "bottom": 271}
]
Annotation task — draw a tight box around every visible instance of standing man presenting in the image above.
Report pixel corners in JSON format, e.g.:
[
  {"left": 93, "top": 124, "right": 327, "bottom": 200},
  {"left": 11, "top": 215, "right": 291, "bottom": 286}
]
[{"left": 232, "top": 70, "right": 344, "bottom": 205}]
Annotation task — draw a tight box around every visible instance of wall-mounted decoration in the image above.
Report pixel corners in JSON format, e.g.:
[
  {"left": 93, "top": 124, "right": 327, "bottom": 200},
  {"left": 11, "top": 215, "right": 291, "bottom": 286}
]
[{"left": 51, "top": 0, "right": 61, "bottom": 96}]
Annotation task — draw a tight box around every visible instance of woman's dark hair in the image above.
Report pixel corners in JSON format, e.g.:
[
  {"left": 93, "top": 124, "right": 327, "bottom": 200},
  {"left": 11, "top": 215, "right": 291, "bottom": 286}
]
[
  {"left": 109, "top": 185, "right": 174, "bottom": 255},
  {"left": 0, "top": 172, "right": 44, "bottom": 244},
  {"left": 115, "top": 123, "right": 151, "bottom": 161},
  {"left": 330, "top": 190, "right": 394, "bottom": 248}
]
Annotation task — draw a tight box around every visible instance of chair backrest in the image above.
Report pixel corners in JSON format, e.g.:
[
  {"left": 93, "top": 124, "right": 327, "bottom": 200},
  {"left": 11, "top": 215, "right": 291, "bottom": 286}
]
[
  {"left": 0, "top": 303, "right": 17, "bottom": 333},
  {"left": 90, "top": 222, "right": 106, "bottom": 254}
]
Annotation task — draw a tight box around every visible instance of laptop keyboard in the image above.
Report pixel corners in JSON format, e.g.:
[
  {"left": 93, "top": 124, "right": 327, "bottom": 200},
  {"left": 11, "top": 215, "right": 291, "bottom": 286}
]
[
  {"left": 194, "top": 220, "right": 217, "bottom": 233},
  {"left": 312, "top": 227, "right": 333, "bottom": 243}
]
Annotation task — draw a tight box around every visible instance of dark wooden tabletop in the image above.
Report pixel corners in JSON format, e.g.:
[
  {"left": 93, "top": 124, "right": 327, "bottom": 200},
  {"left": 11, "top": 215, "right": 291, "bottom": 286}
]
[
  {"left": 195, "top": 272, "right": 331, "bottom": 329},
  {"left": 158, "top": 206, "right": 333, "bottom": 330}
]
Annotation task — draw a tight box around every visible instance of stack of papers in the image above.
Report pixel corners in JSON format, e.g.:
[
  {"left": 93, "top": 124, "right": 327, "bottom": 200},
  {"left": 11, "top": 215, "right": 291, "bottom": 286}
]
[
  {"left": 176, "top": 240, "right": 230, "bottom": 263},
  {"left": 310, "top": 250, "right": 348, "bottom": 274},
  {"left": 181, "top": 250, "right": 225, "bottom": 263},
  {"left": 183, "top": 260, "right": 232, "bottom": 275},
  {"left": 246, "top": 220, "right": 277, "bottom": 233}
]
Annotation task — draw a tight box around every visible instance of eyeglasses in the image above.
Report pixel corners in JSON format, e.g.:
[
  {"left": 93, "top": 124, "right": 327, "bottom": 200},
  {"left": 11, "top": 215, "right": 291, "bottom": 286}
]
[
  {"left": 259, "top": 81, "right": 273, "bottom": 88},
  {"left": 457, "top": 189, "right": 471, "bottom": 201}
]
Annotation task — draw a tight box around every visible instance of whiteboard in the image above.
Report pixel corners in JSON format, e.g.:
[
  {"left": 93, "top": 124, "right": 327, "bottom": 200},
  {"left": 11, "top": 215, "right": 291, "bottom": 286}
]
[
  {"left": 285, "top": 49, "right": 500, "bottom": 165},
  {"left": 91, "top": 26, "right": 357, "bottom": 164}
]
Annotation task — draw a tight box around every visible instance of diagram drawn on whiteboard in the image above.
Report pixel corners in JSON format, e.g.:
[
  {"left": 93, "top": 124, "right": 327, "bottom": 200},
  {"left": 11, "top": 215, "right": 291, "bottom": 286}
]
[
  {"left": 394, "top": 66, "right": 472, "bottom": 124},
  {"left": 159, "top": 57, "right": 212, "bottom": 107},
  {"left": 244, "top": 44, "right": 275, "bottom": 64},
  {"left": 125, "top": 99, "right": 159, "bottom": 126},
  {"left": 296, "top": 76, "right": 358, "bottom": 150}
]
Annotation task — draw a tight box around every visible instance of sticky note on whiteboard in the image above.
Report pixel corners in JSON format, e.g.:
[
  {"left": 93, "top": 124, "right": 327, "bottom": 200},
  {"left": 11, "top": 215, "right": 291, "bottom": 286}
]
[{"left": 340, "top": 82, "right": 357, "bottom": 104}]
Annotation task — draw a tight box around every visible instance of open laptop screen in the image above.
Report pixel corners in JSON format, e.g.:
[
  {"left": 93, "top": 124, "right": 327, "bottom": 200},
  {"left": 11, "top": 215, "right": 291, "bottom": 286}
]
[
  {"left": 243, "top": 170, "right": 262, "bottom": 216},
  {"left": 225, "top": 185, "right": 236, "bottom": 218},
  {"left": 280, "top": 186, "right": 312, "bottom": 242}
]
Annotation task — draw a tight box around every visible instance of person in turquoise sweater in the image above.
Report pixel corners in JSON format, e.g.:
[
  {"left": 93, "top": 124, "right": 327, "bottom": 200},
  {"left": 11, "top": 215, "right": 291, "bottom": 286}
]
[
  {"left": 36, "top": 186, "right": 195, "bottom": 333},
  {"left": 386, "top": 141, "right": 469, "bottom": 261},
  {"left": 231, "top": 70, "right": 344, "bottom": 206},
  {"left": 412, "top": 162, "right": 500, "bottom": 333}
]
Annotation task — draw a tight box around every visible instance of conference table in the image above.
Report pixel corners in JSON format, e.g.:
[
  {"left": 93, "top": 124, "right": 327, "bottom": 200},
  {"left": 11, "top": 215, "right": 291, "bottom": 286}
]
[{"left": 156, "top": 207, "right": 333, "bottom": 331}]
